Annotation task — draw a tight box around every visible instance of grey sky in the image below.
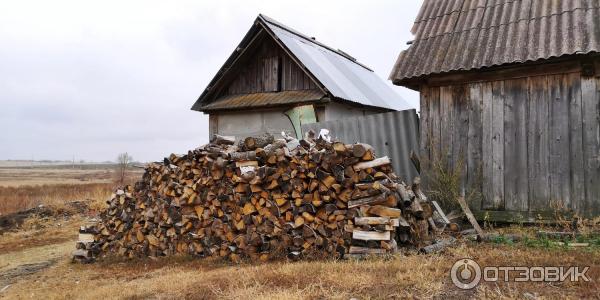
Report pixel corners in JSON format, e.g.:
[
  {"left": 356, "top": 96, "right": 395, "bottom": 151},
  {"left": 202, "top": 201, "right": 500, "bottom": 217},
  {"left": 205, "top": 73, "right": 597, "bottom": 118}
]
[{"left": 0, "top": 0, "right": 421, "bottom": 162}]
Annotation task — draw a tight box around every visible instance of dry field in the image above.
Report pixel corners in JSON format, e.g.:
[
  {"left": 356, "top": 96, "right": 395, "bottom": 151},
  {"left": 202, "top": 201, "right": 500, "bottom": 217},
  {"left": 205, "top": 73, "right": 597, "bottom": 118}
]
[
  {"left": 0, "top": 166, "right": 599, "bottom": 299},
  {"left": 0, "top": 165, "right": 141, "bottom": 215}
]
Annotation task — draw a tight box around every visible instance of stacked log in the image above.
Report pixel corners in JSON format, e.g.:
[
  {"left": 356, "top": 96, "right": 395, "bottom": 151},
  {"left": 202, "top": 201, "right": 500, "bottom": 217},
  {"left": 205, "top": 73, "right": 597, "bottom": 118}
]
[
  {"left": 72, "top": 223, "right": 100, "bottom": 263},
  {"left": 81, "top": 133, "right": 433, "bottom": 262}
]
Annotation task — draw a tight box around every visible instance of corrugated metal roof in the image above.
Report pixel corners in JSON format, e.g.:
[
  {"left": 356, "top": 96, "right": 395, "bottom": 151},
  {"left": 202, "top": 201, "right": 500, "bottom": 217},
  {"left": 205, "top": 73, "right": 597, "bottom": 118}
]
[
  {"left": 192, "top": 15, "right": 410, "bottom": 112},
  {"left": 390, "top": 0, "right": 600, "bottom": 83},
  {"left": 261, "top": 16, "right": 409, "bottom": 111},
  {"left": 199, "top": 90, "right": 325, "bottom": 111}
]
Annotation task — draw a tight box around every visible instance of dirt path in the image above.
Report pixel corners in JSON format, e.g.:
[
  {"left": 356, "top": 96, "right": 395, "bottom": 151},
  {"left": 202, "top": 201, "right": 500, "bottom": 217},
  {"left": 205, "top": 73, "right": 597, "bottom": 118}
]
[{"left": 0, "top": 240, "right": 74, "bottom": 291}]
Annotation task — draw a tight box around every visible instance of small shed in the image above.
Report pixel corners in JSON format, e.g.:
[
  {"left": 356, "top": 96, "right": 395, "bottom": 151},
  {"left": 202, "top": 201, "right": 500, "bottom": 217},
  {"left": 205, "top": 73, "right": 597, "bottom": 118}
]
[
  {"left": 192, "top": 14, "right": 409, "bottom": 140},
  {"left": 390, "top": 0, "right": 600, "bottom": 220}
]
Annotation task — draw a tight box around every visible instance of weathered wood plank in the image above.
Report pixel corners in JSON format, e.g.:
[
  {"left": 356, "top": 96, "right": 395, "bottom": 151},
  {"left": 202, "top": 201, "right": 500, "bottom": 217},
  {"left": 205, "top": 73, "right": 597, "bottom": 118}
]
[
  {"left": 452, "top": 85, "right": 469, "bottom": 194},
  {"left": 481, "top": 82, "right": 494, "bottom": 209},
  {"left": 581, "top": 76, "right": 600, "bottom": 216},
  {"left": 527, "top": 76, "right": 551, "bottom": 211},
  {"left": 549, "top": 74, "right": 571, "bottom": 210},
  {"left": 467, "top": 82, "right": 483, "bottom": 210},
  {"left": 491, "top": 80, "right": 505, "bottom": 209},
  {"left": 440, "top": 86, "right": 453, "bottom": 165},
  {"left": 503, "top": 79, "right": 528, "bottom": 212},
  {"left": 429, "top": 87, "right": 441, "bottom": 161},
  {"left": 457, "top": 196, "right": 484, "bottom": 237},
  {"left": 567, "top": 73, "right": 584, "bottom": 213},
  {"left": 420, "top": 87, "right": 431, "bottom": 176}
]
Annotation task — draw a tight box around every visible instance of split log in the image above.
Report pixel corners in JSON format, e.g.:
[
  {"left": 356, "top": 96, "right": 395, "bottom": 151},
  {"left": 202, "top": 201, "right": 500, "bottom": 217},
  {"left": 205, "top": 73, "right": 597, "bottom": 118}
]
[
  {"left": 347, "top": 193, "right": 388, "bottom": 208},
  {"left": 353, "top": 156, "right": 391, "bottom": 171},
  {"left": 367, "top": 205, "right": 402, "bottom": 218},
  {"left": 211, "top": 134, "right": 235, "bottom": 145},
  {"left": 352, "top": 230, "right": 391, "bottom": 241}
]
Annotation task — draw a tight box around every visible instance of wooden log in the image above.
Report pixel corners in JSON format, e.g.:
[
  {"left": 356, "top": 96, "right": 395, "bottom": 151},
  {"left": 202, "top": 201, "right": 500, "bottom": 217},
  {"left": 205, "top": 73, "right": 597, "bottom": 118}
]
[
  {"left": 352, "top": 143, "right": 373, "bottom": 158},
  {"left": 354, "top": 217, "right": 397, "bottom": 226},
  {"left": 244, "top": 133, "right": 274, "bottom": 150},
  {"left": 347, "top": 193, "right": 388, "bottom": 208},
  {"left": 409, "top": 199, "right": 424, "bottom": 218},
  {"left": 353, "top": 156, "right": 391, "bottom": 171},
  {"left": 230, "top": 151, "right": 257, "bottom": 161},
  {"left": 352, "top": 230, "right": 391, "bottom": 241},
  {"left": 419, "top": 237, "right": 456, "bottom": 254},
  {"left": 367, "top": 205, "right": 402, "bottom": 218},
  {"left": 395, "top": 183, "right": 412, "bottom": 206},
  {"left": 348, "top": 246, "right": 387, "bottom": 254},
  {"left": 211, "top": 134, "right": 235, "bottom": 145}
]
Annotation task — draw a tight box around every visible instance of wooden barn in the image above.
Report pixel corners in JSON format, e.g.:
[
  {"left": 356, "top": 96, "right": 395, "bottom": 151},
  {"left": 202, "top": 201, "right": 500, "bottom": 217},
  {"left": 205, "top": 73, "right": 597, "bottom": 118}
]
[
  {"left": 192, "top": 14, "right": 409, "bottom": 140},
  {"left": 390, "top": 0, "right": 600, "bottom": 220}
]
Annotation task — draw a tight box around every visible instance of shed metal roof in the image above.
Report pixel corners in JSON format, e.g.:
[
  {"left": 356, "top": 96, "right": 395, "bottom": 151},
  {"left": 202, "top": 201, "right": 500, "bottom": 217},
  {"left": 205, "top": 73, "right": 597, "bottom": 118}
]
[
  {"left": 390, "top": 0, "right": 600, "bottom": 84},
  {"left": 193, "top": 15, "right": 410, "bottom": 112}
]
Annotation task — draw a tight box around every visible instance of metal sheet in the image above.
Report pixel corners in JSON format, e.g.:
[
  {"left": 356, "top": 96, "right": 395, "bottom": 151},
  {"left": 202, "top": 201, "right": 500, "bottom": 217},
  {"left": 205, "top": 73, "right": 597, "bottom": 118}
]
[
  {"left": 302, "top": 109, "right": 420, "bottom": 182},
  {"left": 263, "top": 18, "right": 411, "bottom": 111},
  {"left": 391, "top": 0, "right": 600, "bottom": 83}
]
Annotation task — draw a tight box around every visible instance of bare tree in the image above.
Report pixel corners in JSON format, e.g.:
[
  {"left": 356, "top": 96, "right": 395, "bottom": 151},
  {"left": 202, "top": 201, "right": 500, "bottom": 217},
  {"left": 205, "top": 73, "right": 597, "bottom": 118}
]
[{"left": 115, "top": 152, "right": 133, "bottom": 185}]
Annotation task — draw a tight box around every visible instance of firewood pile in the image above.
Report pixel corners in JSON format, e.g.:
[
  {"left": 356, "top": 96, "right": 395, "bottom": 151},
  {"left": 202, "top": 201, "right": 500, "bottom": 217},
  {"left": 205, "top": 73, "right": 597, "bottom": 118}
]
[{"left": 76, "top": 132, "right": 433, "bottom": 262}]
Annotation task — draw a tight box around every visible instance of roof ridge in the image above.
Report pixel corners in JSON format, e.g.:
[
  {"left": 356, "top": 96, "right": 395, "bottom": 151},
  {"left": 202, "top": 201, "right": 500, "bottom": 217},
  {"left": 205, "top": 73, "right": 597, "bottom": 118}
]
[
  {"left": 258, "top": 14, "right": 374, "bottom": 72},
  {"left": 412, "top": 5, "right": 600, "bottom": 43}
]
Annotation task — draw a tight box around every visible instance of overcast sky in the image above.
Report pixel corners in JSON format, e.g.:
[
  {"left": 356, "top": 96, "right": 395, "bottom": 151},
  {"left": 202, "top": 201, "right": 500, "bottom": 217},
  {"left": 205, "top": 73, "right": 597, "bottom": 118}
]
[{"left": 0, "top": 0, "right": 422, "bottom": 162}]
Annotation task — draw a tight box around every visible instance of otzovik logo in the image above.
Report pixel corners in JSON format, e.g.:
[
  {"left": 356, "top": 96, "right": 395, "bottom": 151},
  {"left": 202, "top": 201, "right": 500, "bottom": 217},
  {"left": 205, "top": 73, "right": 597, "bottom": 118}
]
[
  {"left": 450, "top": 259, "right": 591, "bottom": 289},
  {"left": 451, "top": 259, "right": 482, "bottom": 289}
]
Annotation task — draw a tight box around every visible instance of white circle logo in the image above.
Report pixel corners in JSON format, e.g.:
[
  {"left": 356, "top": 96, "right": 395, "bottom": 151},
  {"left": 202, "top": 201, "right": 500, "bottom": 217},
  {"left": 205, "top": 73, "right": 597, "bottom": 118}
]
[{"left": 451, "top": 259, "right": 481, "bottom": 289}]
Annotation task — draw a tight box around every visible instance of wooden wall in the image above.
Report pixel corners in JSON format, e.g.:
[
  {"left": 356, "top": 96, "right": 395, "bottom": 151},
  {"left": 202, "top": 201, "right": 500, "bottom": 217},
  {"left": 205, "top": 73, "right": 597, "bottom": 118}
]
[
  {"left": 223, "top": 37, "right": 318, "bottom": 95},
  {"left": 420, "top": 71, "right": 600, "bottom": 219}
]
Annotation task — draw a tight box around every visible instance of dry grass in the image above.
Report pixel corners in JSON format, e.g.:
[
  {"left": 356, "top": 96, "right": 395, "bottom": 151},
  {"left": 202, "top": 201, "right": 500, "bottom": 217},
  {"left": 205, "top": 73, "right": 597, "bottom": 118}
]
[
  {"left": 0, "top": 240, "right": 598, "bottom": 299},
  {"left": 0, "top": 166, "right": 142, "bottom": 215},
  {"left": 0, "top": 183, "right": 113, "bottom": 215},
  {"left": 0, "top": 168, "right": 114, "bottom": 187}
]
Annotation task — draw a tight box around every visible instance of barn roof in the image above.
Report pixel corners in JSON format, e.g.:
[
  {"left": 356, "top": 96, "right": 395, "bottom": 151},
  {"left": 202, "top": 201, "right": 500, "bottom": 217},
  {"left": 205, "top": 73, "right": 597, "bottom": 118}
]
[
  {"left": 192, "top": 14, "right": 409, "bottom": 112},
  {"left": 390, "top": 0, "right": 600, "bottom": 85}
]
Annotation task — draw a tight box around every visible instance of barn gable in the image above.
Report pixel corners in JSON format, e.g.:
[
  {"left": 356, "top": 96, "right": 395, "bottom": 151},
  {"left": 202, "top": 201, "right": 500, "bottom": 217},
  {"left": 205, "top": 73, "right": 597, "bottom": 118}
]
[
  {"left": 223, "top": 35, "right": 320, "bottom": 96},
  {"left": 192, "top": 14, "right": 407, "bottom": 112}
]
